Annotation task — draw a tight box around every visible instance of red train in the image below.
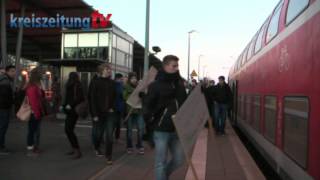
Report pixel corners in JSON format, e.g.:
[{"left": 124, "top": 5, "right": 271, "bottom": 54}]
[{"left": 228, "top": 0, "right": 320, "bottom": 179}]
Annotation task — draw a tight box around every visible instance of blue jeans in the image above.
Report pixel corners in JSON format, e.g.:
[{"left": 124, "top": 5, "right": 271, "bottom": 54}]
[
  {"left": 0, "top": 109, "right": 10, "bottom": 148},
  {"left": 92, "top": 112, "right": 115, "bottom": 158},
  {"left": 154, "top": 131, "right": 185, "bottom": 180},
  {"left": 27, "top": 114, "right": 41, "bottom": 147},
  {"left": 214, "top": 103, "right": 228, "bottom": 133},
  {"left": 127, "top": 113, "right": 144, "bottom": 149}
]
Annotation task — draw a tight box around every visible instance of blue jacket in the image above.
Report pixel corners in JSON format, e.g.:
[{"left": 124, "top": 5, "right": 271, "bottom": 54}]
[{"left": 115, "top": 81, "right": 125, "bottom": 113}]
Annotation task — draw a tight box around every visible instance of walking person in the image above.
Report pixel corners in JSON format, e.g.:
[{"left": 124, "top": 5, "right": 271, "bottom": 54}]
[
  {"left": 114, "top": 73, "right": 125, "bottom": 142},
  {"left": 0, "top": 65, "right": 16, "bottom": 155},
  {"left": 143, "top": 55, "right": 187, "bottom": 180},
  {"left": 123, "top": 72, "right": 145, "bottom": 155},
  {"left": 88, "top": 63, "right": 116, "bottom": 165},
  {"left": 63, "top": 72, "right": 84, "bottom": 159},
  {"left": 25, "top": 68, "right": 46, "bottom": 156},
  {"left": 213, "top": 76, "right": 232, "bottom": 135}
]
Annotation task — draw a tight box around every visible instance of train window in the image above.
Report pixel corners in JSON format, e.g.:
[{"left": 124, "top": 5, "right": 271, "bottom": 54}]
[
  {"left": 286, "top": 0, "right": 309, "bottom": 25},
  {"left": 247, "top": 35, "right": 257, "bottom": 61},
  {"left": 253, "top": 95, "right": 261, "bottom": 132},
  {"left": 255, "top": 21, "right": 268, "bottom": 54},
  {"left": 283, "top": 97, "right": 309, "bottom": 168},
  {"left": 264, "top": 96, "right": 277, "bottom": 143},
  {"left": 266, "top": 1, "right": 284, "bottom": 43},
  {"left": 242, "top": 95, "right": 246, "bottom": 121},
  {"left": 237, "top": 96, "right": 242, "bottom": 120},
  {"left": 241, "top": 48, "right": 249, "bottom": 66},
  {"left": 246, "top": 95, "right": 252, "bottom": 123}
]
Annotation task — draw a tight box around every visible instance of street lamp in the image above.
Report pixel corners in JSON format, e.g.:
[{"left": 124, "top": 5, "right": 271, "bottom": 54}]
[
  {"left": 198, "top": 54, "right": 203, "bottom": 81},
  {"left": 143, "top": 0, "right": 151, "bottom": 76},
  {"left": 203, "top": 65, "right": 207, "bottom": 78},
  {"left": 187, "top": 30, "right": 197, "bottom": 83}
]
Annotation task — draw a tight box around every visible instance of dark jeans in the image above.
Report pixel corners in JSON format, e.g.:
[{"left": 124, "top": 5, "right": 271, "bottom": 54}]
[
  {"left": 154, "top": 131, "right": 185, "bottom": 180},
  {"left": 65, "top": 109, "right": 80, "bottom": 149},
  {"left": 214, "top": 103, "right": 228, "bottom": 133},
  {"left": 27, "top": 114, "right": 41, "bottom": 147},
  {"left": 0, "top": 109, "right": 10, "bottom": 148},
  {"left": 127, "top": 113, "right": 144, "bottom": 149},
  {"left": 92, "top": 112, "right": 115, "bottom": 158},
  {"left": 114, "top": 112, "right": 122, "bottom": 140}
]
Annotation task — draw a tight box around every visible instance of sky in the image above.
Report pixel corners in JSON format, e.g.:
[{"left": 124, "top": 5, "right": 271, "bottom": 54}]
[{"left": 85, "top": 0, "right": 280, "bottom": 81}]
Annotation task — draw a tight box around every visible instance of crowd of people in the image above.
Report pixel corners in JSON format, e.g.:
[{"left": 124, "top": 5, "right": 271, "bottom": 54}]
[{"left": 0, "top": 55, "right": 233, "bottom": 180}]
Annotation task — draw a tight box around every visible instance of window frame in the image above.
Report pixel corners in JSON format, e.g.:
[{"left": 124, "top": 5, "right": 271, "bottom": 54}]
[
  {"left": 263, "top": 95, "right": 278, "bottom": 144},
  {"left": 254, "top": 20, "right": 269, "bottom": 54},
  {"left": 266, "top": 0, "right": 284, "bottom": 44},
  {"left": 252, "top": 95, "right": 261, "bottom": 132},
  {"left": 282, "top": 96, "right": 310, "bottom": 169},
  {"left": 285, "top": 0, "right": 310, "bottom": 26}
]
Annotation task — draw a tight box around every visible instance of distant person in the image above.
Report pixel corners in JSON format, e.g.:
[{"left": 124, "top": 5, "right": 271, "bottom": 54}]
[
  {"left": 114, "top": 73, "right": 125, "bottom": 142},
  {"left": 123, "top": 72, "right": 145, "bottom": 155},
  {"left": 0, "top": 67, "right": 5, "bottom": 75},
  {"left": 51, "top": 76, "right": 61, "bottom": 113},
  {"left": 0, "top": 65, "right": 16, "bottom": 155},
  {"left": 88, "top": 63, "right": 116, "bottom": 165},
  {"left": 144, "top": 55, "right": 187, "bottom": 180},
  {"left": 25, "top": 68, "right": 46, "bottom": 156},
  {"left": 213, "top": 76, "right": 232, "bottom": 135},
  {"left": 201, "top": 78, "right": 215, "bottom": 127},
  {"left": 63, "top": 72, "right": 84, "bottom": 159},
  {"left": 14, "top": 77, "right": 27, "bottom": 114}
]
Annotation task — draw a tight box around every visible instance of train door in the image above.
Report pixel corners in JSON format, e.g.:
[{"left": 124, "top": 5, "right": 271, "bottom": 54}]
[{"left": 231, "top": 80, "right": 238, "bottom": 125}]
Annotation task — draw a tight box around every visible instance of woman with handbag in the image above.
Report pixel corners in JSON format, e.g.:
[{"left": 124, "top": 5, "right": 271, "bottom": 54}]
[
  {"left": 63, "top": 72, "right": 84, "bottom": 159},
  {"left": 25, "top": 68, "right": 46, "bottom": 157}
]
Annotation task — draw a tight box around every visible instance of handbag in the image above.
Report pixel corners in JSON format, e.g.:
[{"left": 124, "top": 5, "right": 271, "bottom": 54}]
[{"left": 16, "top": 96, "right": 32, "bottom": 122}]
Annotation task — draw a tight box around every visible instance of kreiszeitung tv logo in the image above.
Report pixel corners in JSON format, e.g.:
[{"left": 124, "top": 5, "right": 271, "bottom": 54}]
[{"left": 9, "top": 10, "right": 112, "bottom": 29}]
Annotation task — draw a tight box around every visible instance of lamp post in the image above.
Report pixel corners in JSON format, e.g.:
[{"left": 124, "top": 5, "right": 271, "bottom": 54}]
[
  {"left": 143, "top": 0, "right": 150, "bottom": 76},
  {"left": 187, "top": 30, "right": 196, "bottom": 83},
  {"left": 198, "top": 54, "right": 203, "bottom": 81}
]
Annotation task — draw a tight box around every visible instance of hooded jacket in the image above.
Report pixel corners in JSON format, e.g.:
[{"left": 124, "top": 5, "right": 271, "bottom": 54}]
[
  {"left": 0, "top": 74, "right": 14, "bottom": 109},
  {"left": 143, "top": 70, "right": 187, "bottom": 132}
]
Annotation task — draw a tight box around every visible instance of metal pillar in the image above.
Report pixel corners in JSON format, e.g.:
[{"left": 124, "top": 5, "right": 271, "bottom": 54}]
[
  {"left": 1, "top": 0, "right": 7, "bottom": 66},
  {"left": 14, "top": 3, "right": 25, "bottom": 87},
  {"left": 187, "top": 33, "right": 191, "bottom": 82},
  {"left": 143, "top": 0, "right": 150, "bottom": 76}
]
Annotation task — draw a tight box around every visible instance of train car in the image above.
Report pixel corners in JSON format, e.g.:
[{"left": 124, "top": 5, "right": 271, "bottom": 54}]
[{"left": 228, "top": 0, "right": 320, "bottom": 180}]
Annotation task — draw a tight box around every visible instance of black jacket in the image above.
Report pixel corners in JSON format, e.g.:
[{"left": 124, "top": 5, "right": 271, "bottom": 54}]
[
  {"left": 88, "top": 76, "right": 116, "bottom": 117},
  {"left": 213, "top": 83, "right": 233, "bottom": 105},
  {"left": 144, "top": 71, "right": 187, "bottom": 132},
  {"left": 63, "top": 82, "right": 84, "bottom": 109},
  {"left": 0, "top": 74, "right": 14, "bottom": 109}
]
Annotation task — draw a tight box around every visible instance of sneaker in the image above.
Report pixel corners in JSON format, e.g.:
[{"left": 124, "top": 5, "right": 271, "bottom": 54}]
[
  {"left": 65, "top": 151, "right": 75, "bottom": 156},
  {"left": 106, "top": 158, "right": 113, "bottom": 165},
  {"left": 138, "top": 148, "right": 145, "bottom": 155},
  {"left": 127, "top": 148, "right": 134, "bottom": 154},
  {"left": 26, "top": 149, "right": 38, "bottom": 157},
  {"left": 0, "top": 148, "right": 11, "bottom": 155},
  {"left": 95, "top": 149, "right": 104, "bottom": 157}
]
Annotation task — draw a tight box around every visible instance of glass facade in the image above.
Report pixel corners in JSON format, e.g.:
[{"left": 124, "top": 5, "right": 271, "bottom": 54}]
[
  {"left": 63, "top": 32, "right": 109, "bottom": 60},
  {"left": 62, "top": 30, "right": 134, "bottom": 73}
]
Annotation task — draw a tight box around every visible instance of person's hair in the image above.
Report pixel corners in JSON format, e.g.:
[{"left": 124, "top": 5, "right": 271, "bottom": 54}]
[
  {"left": 67, "top": 72, "right": 80, "bottom": 87},
  {"left": 97, "top": 63, "right": 111, "bottom": 74},
  {"left": 218, "top": 76, "right": 225, "bottom": 81},
  {"left": 115, "top": 73, "right": 123, "bottom": 79},
  {"left": 28, "top": 68, "right": 42, "bottom": 86},
  {"left": 163, "top": 55, "right": 179, "bottom": 65},
  {"left": 5, "top": 65, "right": 15, "bottom": 72},
  {"left": 128, "top": 72, "right": 137, "bottom": 82}
]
